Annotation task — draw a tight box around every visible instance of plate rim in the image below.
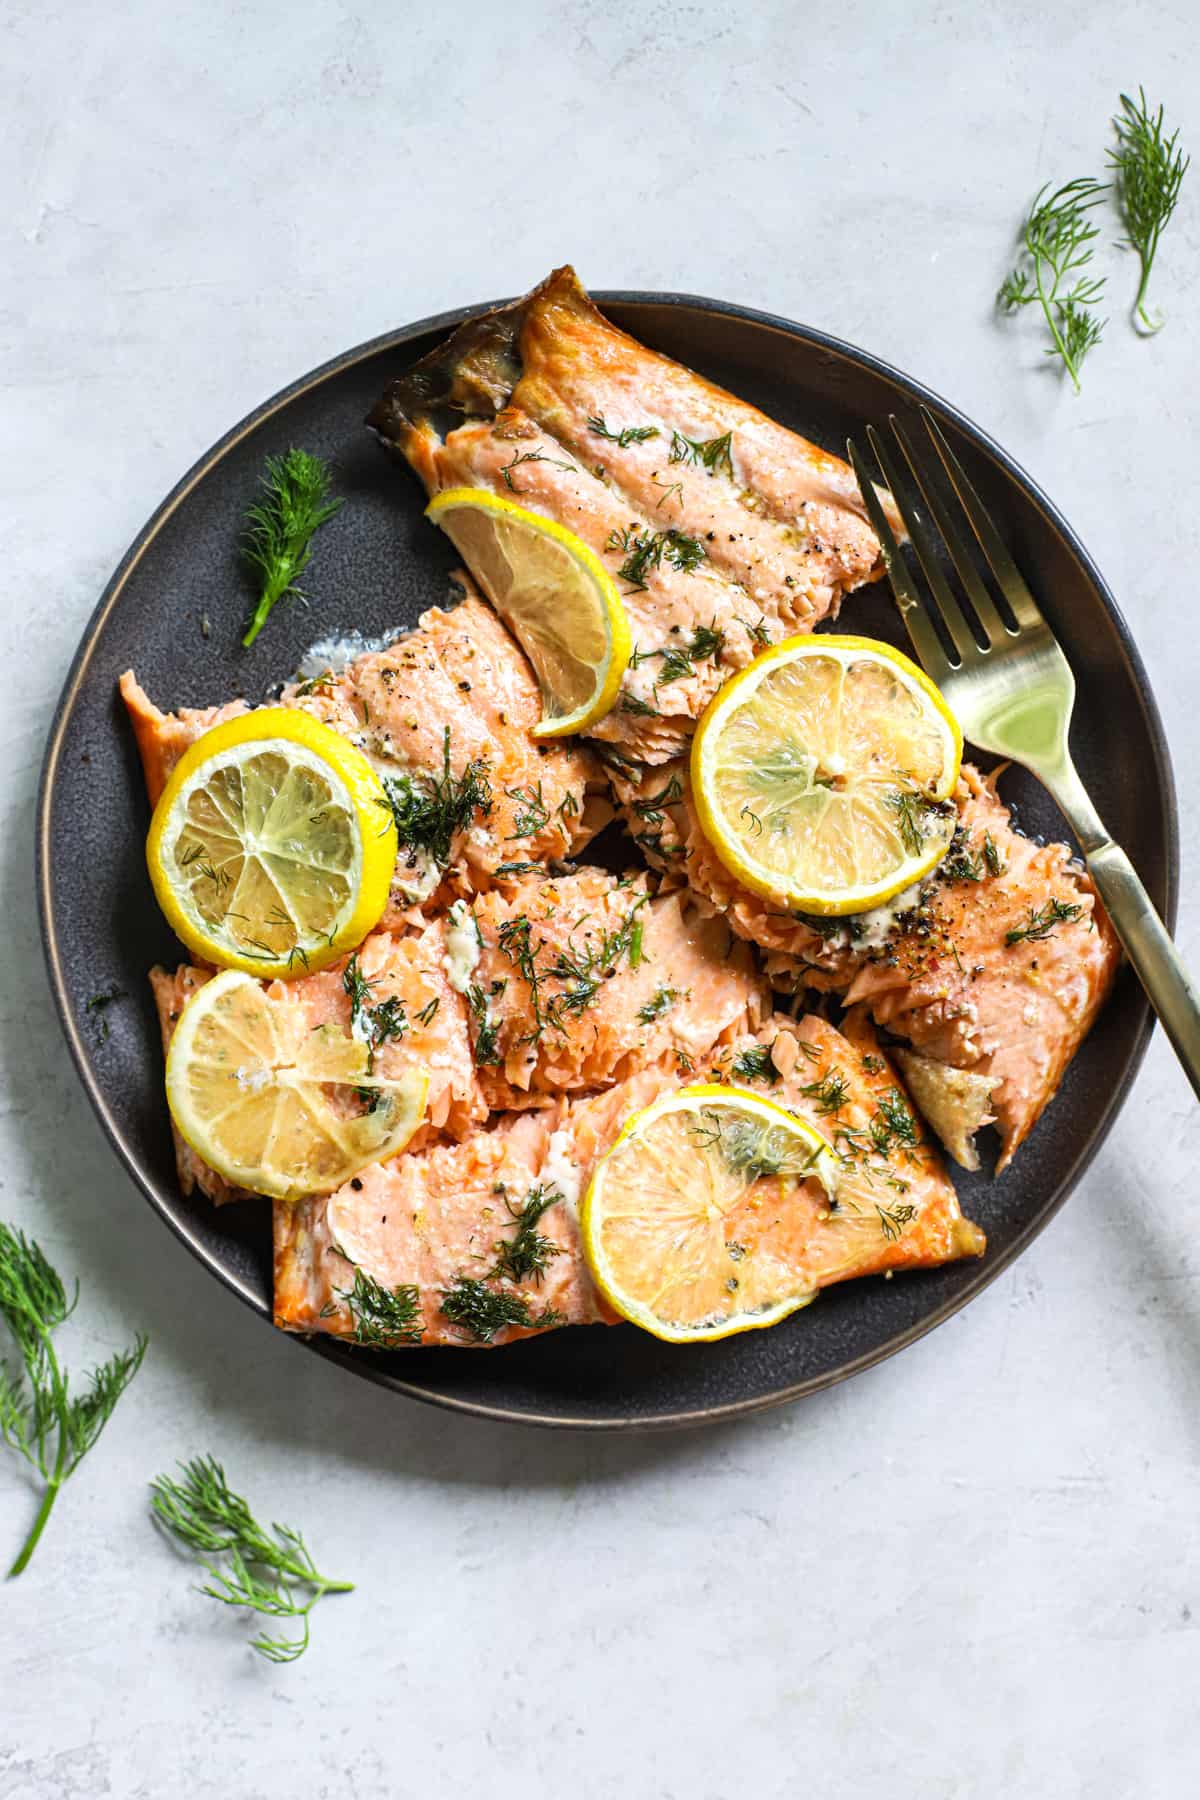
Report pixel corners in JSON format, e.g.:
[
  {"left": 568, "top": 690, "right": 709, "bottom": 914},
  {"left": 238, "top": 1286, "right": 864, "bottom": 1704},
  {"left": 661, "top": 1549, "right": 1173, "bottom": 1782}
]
[{"left": 37, "top": 289, "right": 1180, "bottom": 1431}]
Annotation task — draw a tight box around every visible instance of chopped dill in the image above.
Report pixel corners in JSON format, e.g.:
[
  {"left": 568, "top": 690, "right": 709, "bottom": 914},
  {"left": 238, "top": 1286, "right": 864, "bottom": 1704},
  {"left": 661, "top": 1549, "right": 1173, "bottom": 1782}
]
[
  {"left": 876, "top": 1202, "right": 919, "bottom": 1243},
  {"left": 377, "top": 727, "right": 491, "bottom": 870},
  {"left": 505, "top": 782, "right": 551, "bottom": 838},
  {"left": 499, "top": 448, "right": 576, "bottom": 491},
  {"left": 620, "top": 692, "right": 660, "bottom": 716},
  {"left": 799, "top": 1072, "right": 849, "bottom": 1116},
  {"left": 342, "top": 953, "right": 407, "bottom": 1072},
  {"left": 605, "top": 524, "right": 706, "bottom": 590},
  {"left": 731, "top": 1043, "right": 781, "bottom": 1084},
  {"left": 637, "top": 985, "right": 685, "bottom": 1025},
  {"left": 494, "top": 860, "right": 542, "bottom": 878},
  {"left": 327, "top": 1267, "right": 423, "bottom": 1347},
  {"left": 466, "top": 984, "right": 502, "bottom": 1065},
  {"left": 861, "top": 1053, "right": 885, "bottom": 1075},
  {"left": 889, "top": 790, "right": 936, "bottom": 857},
  {"left": 736, "top": 613, "right": 772, "bottom": 648},
  {"left": 982, "top": 832, "right": 1005, "bottom": 877},
  {"left": 414, "top": 997, "right": 440, "bottom": 1028},
  {"left": 85, "top": 987, "right": 125, "bottom": 1043},
  {"left": 439, "top": 1276, "right": 563, "bottom": 1343},
  {"left": 588, "top": 415, "right": 659, "bottom": 448},
  {"left": 870, "top": 1089, "right": 920, "bottom": 1156},
  {"left": 489, "top": 1185, "right": 564, "bottom": 1286},
  {"left": 1005, "top": 898, "right": 1083, "bottom": 945},
  {"left": 633, "top": 774, "right": 683, "bottom": 823},
  {"left": 668, "top": 429, "right": 735, "bottom": 477}
]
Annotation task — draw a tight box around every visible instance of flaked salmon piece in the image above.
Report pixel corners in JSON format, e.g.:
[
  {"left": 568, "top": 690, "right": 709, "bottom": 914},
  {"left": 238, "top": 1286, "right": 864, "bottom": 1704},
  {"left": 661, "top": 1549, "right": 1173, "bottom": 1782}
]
[
  {"left": 273, "top": 1110, "right": 612, "bottom": 1347},
  {"left": 120, "top": 585, "right": 609, "bottom": 921},
  {"left": 120, "top": 678, "right": 249, "bottom": 807},
  {"left": 610, "top": 756, "right": 1119, "bottom": 1168},
  {"left": 514, "top": 266, "right": 888, "bottom": 622},
  {"left": 607, "top": 755, "right": 859, "bottom": 990},
  {"left": 842, "top": 766, "right": 1120, "bottom": 1170},
  {"left": 368, "top": 267, "right": 894, "bottom": 763},
  {"left": 461, "top": 866, "right": 771, "bottom": 1107},
  {"left": 149, "top": 922, "right": 487, "bottom": 1204},
  {"left": 706, "top": 1011, "right": 985, "bottom": 1280},
  {"left": 147, "top": 965, "right": 239, "bottom": 1204},
  {"left": 384, "top": 405, "right": 754, "bottom": 763}
]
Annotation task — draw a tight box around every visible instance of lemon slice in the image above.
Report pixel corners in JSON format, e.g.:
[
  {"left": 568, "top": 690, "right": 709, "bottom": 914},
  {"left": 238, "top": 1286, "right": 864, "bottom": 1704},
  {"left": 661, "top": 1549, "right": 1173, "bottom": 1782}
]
[
  {"left": 165, "top": 969, "right": 428, "bottom": 1199},
  {"left": 580, "top": 1084, "right": 839, "bottom": 1343},
  {"left": 692, "top": 634, "right": 962, "bottom": 915},
  {"left": 425, "top": 487, "right": 630, "bottom": 737},
  {"left": 147, "top": 709, "right": 398, "bottom": 979}
]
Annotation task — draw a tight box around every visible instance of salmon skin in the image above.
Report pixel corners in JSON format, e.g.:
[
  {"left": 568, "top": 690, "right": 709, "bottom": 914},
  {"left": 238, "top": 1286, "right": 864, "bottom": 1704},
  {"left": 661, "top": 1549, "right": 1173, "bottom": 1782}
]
[
  {"left": 368, "top": 267, "right": 892, "bottom": 763},
  {"left": 273, "top": 1009, "right": 981, "bottom": 1350},
  {"left": 121, "top": 582, "right": 609, "bottom": 924},
  {"left": 610, "top": 755, "right": 1119, "bottom": 1171}
]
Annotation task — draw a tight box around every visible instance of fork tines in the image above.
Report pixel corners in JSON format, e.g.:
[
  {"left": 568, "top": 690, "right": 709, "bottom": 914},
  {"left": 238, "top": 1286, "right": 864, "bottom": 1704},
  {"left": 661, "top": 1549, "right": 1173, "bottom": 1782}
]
[{"left": 847, "top": 408, "right": 1046, "bottom": 673}]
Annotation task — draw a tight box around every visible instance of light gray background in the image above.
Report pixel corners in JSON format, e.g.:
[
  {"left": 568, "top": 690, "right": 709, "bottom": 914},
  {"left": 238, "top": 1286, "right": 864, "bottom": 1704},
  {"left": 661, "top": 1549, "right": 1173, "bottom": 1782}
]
[{"left": 3, "top": 2, "right": 1198, "bottom": 1794}]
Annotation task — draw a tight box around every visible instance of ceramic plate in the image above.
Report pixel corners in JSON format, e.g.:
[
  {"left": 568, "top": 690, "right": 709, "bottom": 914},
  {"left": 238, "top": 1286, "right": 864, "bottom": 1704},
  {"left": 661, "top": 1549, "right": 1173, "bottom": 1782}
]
[{"left": 37, "top": 293, "right": 1177, "bottom": 1429}]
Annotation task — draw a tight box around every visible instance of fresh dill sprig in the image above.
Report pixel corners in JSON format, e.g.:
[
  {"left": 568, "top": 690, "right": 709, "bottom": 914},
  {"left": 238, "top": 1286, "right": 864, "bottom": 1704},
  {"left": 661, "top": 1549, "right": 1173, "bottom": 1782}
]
[
  {"left": 150, "top": 1455, "right": 353, "bottom": 1662},
  {"left": 377, "top": 727, "right": 492, "bottom": 871},
  {"left": 489, "top": 1186, "right": 564, "bottom": 1286},
  {"left": 998, "top": 177, "right": 1109, "bottom": 391},
  {"left": 1005, "top": 898, "right": 1083, "bottom": 945},
  {"left": 241, "top": 449, "right": 343, "bottom": 648},
  {"left": 0, "top": 1223, "right": 147, "bottom": 1576},
  {"left": 588, "top": 415, "right": 659, "bottom": 448},
  {"left": 669, "top": 429, "right": 735, "bottom": 477},
  {"left": 1109, "top": 88, "right": 1189, "bottom": 334},
  {"left": 326, "top": 1267, "right": 422, "bottom": 1347},
  {"left": 439, "top": 1277, "right": 564, "bottom": 1343}
]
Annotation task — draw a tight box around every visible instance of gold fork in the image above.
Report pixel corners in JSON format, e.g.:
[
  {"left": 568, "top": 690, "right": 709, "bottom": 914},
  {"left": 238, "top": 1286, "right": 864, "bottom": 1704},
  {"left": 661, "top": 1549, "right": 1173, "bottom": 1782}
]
[{"left": 847, "top": 407, "right": 1200, "bottom": 1100}]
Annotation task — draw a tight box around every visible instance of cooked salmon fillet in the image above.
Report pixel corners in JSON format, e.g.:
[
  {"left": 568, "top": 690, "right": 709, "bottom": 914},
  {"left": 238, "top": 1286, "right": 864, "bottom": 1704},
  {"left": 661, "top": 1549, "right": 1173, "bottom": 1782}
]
[
  {"left": 706, "top": 1011, "right": 986, "bottom": 1279},
  {"left": 462, "top": 866, "right": 771, "bottom": 1106},
  {"left": 120, "top": 585, "right": 609, "bottom": 920},
  {"left": 368, "top": 267, "right": 893, "bottom": 762},
  {"left": 149, "top": 921, "right": 487, "bottom": 1204},
  {"left": 274, "top": 1110, "right": 611, "bottom": 1347},
  {"left": 274, "top": 1010, "right": 981, "bottom": 1350},
  {"left": 610, "top": 756, "right": 1118, "bottom": 1168},
  {"left": 842, "top": 766, "right": 1120, "bottom": 1170}
]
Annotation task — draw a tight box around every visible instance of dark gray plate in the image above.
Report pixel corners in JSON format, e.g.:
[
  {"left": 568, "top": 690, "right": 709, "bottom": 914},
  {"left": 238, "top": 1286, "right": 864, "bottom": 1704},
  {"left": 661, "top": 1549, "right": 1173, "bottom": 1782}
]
[{"left": 37, "top": 293, "right": 1177, "bottom": 1430}]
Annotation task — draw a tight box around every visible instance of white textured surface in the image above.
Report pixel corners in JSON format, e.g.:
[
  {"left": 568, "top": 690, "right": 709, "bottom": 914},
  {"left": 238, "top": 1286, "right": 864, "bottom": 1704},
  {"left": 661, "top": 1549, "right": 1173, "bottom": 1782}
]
[{"left": 3, "top": 3, "right": 1199, "bottom": 1793}]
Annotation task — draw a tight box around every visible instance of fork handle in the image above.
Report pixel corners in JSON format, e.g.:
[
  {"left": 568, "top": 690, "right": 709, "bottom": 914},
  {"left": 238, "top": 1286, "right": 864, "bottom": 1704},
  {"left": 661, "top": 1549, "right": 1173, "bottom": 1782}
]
[{"left": 1084, "top": 841, "right": 1200, "bottom": 1101}]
